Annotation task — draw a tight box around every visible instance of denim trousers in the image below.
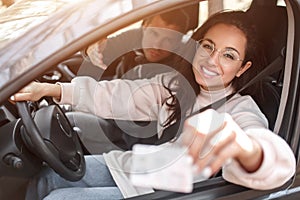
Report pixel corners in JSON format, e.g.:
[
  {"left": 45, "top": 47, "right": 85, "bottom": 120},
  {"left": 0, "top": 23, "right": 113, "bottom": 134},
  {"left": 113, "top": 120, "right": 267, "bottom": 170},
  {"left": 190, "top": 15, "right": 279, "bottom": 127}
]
[{"left": 25, "top": 155, "right": 123, "bottom": 200}]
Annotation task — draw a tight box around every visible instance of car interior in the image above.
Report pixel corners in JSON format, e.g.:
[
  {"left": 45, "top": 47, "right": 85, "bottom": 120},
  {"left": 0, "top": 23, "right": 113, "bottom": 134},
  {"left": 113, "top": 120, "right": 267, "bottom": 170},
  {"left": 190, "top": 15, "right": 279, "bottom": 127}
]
[
  {"left": 62, "top": 0, "right": 288, "bottom": 153},
  {"left": 0, "top": 0, "right": 297, "bottom": 199}
]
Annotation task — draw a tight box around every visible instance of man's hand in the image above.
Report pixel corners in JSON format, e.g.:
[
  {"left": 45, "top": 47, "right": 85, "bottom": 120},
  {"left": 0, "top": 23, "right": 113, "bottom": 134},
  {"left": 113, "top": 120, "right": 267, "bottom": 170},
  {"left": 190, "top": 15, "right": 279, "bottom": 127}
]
[{"left": 86, "top": 39, "right": 107, "bottom": 70}]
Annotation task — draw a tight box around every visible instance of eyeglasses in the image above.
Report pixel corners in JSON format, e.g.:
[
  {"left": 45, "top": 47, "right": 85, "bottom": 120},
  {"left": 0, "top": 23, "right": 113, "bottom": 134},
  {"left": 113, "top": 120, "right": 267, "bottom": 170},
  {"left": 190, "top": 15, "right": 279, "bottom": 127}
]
[{"left": 196, "top": 39, "right": 244, "bottom": 67}]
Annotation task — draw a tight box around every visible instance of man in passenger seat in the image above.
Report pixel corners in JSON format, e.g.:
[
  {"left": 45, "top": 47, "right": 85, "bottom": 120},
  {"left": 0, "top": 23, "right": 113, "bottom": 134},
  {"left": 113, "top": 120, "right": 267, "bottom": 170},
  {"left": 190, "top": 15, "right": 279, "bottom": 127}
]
[{"left": 82, "top": 8, "right": 195, "bottom": 80}]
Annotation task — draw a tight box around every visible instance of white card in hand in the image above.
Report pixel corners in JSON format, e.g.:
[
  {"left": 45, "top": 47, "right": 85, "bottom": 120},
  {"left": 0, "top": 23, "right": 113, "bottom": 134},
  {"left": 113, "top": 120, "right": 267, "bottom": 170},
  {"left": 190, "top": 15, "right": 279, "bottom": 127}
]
[{"left": 130, "top": 144, "right": 194, "bottom": 193}]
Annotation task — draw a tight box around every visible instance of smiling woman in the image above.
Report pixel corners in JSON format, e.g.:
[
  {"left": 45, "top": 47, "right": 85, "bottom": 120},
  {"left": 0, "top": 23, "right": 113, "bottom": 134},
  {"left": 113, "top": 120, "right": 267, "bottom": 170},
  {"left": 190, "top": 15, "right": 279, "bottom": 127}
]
[
  {"left": 193, "top": 25, "right": 251, "bottom": 91},
  {"left": 0, "top": 0, "right": 300, "bottom": 200},
  {"left": 10, "top": 10, "right": 295, "bottom": 200}
]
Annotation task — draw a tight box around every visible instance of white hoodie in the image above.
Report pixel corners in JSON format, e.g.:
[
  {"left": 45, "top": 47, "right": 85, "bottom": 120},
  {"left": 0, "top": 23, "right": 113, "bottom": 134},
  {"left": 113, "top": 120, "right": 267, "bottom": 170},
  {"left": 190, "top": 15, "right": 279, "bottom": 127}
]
[{"left": 57, "top": 74, "right": 296, "bottom": 198}]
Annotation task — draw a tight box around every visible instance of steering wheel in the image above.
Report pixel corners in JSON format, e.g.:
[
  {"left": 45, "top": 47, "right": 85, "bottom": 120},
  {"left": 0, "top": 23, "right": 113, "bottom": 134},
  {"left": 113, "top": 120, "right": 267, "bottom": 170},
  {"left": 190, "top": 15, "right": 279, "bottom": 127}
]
[{"left": 16, "top": 101, "right": 85, "bottom": 181}]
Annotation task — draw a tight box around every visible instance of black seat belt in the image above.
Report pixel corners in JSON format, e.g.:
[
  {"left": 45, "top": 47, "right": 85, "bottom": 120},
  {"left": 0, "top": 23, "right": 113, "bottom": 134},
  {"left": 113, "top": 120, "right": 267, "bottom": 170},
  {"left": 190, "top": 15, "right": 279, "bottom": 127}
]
[{"left": 157, "top": 49, "right": 285, "bottom": 144}]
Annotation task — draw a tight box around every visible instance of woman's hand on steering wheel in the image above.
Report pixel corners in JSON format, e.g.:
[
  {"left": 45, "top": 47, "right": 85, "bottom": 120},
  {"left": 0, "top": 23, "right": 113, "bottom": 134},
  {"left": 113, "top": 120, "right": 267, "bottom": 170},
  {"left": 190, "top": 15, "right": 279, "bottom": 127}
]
[{"left": 11, "top": 81, "right": 61, "bottom": 102}]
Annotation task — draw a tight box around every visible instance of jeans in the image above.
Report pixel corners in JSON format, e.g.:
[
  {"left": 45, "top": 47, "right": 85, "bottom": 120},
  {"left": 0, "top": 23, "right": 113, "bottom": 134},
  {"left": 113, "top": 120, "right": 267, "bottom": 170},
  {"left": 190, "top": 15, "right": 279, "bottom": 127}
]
[{"left": 25, "top": 155, "right": 123, "bottom": 200}]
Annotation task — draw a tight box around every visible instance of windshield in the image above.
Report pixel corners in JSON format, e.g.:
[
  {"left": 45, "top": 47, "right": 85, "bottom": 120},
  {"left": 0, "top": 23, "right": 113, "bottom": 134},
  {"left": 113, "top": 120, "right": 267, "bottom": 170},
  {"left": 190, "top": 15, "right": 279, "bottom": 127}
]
[
  {"left": 0, "top": 0, "right": 82, "bottom": 47},
  {"left": 0, "top": 0, "right": 159, "bottom": 91}
]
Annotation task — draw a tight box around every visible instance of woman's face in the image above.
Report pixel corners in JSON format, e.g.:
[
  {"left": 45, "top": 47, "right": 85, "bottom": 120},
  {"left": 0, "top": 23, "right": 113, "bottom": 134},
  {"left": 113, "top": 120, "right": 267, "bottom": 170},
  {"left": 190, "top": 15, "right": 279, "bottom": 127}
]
[{"left": 192, "top": 23, "right": 252, "bottom": 91}]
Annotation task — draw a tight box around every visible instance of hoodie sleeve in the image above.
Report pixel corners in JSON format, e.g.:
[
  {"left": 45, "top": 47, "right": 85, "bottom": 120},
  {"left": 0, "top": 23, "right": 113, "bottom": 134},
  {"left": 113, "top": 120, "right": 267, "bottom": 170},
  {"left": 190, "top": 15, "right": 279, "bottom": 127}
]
[
  {"left": 222, "top": 127, "right": 296, "bottom": 190},
  {"left": 55, "top": 75, "right": 171, "bottom": 121}
]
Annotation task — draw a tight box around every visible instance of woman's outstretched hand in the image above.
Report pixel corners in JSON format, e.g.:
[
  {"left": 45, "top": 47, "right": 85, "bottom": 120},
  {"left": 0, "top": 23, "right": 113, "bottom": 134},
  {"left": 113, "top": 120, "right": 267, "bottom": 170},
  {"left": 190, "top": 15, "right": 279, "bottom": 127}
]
[
  {"left": 10, "top": 82, "right": 61, "bottom": 102},
  {"left": 181, "top": 109, "right": 263, "bottom": 177}
]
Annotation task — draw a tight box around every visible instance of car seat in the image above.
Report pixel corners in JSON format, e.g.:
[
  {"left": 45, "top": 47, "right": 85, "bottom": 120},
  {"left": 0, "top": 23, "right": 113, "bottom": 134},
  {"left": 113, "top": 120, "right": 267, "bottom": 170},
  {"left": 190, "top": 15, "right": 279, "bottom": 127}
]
[{"left": 245, "top": 1, "right": 288, "bottom": 130}]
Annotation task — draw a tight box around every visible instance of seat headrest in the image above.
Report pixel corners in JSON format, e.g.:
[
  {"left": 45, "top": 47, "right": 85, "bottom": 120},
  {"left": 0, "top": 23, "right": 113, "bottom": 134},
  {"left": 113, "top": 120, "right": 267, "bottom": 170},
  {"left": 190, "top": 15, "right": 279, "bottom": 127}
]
[{"left": 246, "top": 5, "right": 288, "bottom": 64}]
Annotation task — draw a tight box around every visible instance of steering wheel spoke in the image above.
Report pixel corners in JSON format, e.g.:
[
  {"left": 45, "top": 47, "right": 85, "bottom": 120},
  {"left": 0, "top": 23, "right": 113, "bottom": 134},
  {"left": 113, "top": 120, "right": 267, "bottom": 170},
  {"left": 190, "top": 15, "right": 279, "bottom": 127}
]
[{"left": 16, "top": 101, "right": 85, "bottom": 181}]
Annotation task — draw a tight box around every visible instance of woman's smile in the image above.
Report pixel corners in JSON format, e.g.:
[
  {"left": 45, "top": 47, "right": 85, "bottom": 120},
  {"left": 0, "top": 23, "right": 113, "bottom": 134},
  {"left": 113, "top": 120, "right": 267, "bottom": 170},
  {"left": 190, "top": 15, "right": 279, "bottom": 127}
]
[{"left": 200, "top": 65, "right": 220, "bottom": 78}]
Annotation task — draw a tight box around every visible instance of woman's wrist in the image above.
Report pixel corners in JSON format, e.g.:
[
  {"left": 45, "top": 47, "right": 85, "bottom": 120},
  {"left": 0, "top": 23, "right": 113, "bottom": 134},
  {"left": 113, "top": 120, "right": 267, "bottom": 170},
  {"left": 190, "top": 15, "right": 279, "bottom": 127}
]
[
  {"left": 43, "top": 83, "right": 61, "bottom": 100},
  {"left": 237, "top": 139, "right": 264, "bottom": 173}
]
